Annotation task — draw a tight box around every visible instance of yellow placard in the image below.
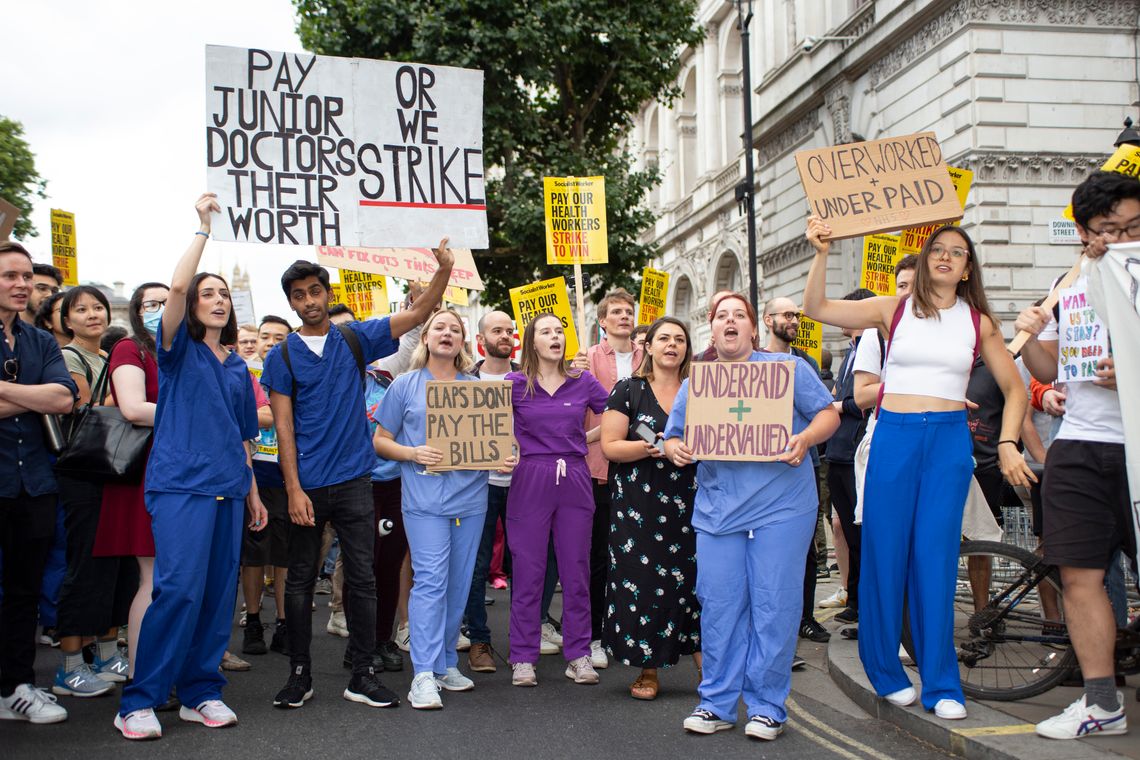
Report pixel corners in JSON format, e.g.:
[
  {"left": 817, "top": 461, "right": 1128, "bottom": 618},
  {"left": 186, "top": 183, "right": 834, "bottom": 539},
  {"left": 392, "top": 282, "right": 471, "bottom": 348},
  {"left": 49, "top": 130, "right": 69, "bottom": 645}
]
[
  {"left": 898, "top": 166, "right": 973, "bottom": 254},
  {"left": 338, "top": 270, "right": 389, "bottom": 319},
  {"left": 443, "top": 285, "right": 469, "bottom": 306},
  {"left": 637, "top": 267, "right": 670, "bottom": 326},
  {"left": 50, "top": 209, "right": 78, "bottom": 286},
  {"left": 329, "top": 283, "right": 346, "bottom": 307},
  {"left": 860, "top": 234, "right": 903, "bottom": 296},
  {"left": 544, "top": 176, "right": 608, "bottom": 265},
  {"left": 792, "top": 315, "right": 823, "bottom": 367},
  {"left": 509, "top": 276, "right": 579, "bottom": 359},
  {"left": 1062, "top": 143, "right": 1140, "bottom": 221}
]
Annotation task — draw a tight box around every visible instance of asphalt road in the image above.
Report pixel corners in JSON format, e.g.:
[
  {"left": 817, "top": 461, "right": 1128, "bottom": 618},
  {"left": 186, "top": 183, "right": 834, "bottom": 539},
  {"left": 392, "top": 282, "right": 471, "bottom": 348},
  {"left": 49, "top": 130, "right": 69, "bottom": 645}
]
[{"left": 4, "top": 582, "right": 951, "bottom": 760}]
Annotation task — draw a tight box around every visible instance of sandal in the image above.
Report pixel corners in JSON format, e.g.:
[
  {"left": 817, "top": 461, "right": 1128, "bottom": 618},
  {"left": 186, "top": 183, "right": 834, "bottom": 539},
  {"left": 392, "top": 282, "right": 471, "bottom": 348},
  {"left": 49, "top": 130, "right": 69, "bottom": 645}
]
[{"left": 630, "top": 671, "right": 659, "bottom": 700}]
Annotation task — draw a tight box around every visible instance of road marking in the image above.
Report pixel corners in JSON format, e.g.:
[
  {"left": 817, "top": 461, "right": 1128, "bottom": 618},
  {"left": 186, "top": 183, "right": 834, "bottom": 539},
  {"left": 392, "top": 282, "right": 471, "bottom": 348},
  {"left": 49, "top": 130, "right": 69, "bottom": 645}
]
[
  {"left": 952, "top": 724, "right": 1036, "bottom": 737},
  {"left": 789, "top": 717, "right": 866, "bottom": 760},
  {"left": 816, "top": 607, "right": 844, "bottom": 622},
  {"left": 788, "top": 697, "right": 897, "bottom": 760}
]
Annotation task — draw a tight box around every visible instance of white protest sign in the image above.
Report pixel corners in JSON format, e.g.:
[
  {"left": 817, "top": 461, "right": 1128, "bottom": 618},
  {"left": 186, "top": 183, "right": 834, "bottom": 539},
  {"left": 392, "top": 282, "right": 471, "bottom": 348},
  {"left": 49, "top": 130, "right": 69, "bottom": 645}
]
[
  {"left": 1058, "top": 286, "right": 1109, "bottom": 383},
  {"left": 205, "top": 45, "right": 487, "bottom": 248},
  {"left": 231, "top": 289, "right": 256, "bottom": 325}
]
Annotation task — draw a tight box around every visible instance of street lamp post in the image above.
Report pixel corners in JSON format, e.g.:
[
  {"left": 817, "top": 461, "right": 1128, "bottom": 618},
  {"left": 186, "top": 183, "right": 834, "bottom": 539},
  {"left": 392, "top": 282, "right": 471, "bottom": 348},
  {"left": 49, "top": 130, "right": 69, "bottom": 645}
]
[{"left": 735, "top": 0, "right": 759, "bottom": 314}]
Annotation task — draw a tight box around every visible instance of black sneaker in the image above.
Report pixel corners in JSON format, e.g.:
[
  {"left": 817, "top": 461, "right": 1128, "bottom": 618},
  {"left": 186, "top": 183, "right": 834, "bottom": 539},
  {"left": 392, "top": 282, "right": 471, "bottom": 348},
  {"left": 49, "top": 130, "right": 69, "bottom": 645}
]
[
  {"left": 745, "top": 714, "right": 785, "bottom": 740},
  {"left": 273, "top": 665, "right": 313, "bottom": 709},
  {"left": 243, "top": 621, "right": 268, "bottom": 655},
  {"left": 344, "top": 666, "right": 399, "bottom": 708},
  {"left": 374, "top": 641, "right": 404, "bottom": 672},
  {"left": 834, "top": 607, "right": 859, "bottom": 624},
  {"left": 791, "top": 655, "right": 807, "bottom": 671},
  {"left": 270, "top": 620, "right": 289, "bottom": 655},
  {"left": 799, "top": 618, "right": 831, "bottom": 642}
]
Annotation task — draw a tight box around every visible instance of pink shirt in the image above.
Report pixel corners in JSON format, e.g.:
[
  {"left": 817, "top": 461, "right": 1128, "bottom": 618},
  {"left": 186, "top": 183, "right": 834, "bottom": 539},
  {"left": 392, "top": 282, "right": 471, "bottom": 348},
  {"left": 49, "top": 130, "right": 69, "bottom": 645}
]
[{"left": 585, "top": 338, "right": 644, "bottom": 481}]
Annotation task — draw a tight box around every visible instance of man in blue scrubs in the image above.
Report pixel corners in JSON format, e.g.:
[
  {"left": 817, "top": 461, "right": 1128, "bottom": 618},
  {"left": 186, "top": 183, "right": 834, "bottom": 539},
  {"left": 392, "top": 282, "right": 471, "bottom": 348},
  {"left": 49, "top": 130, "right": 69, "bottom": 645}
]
[{"left": 263, "top": 240, "right": 455, "bottom": 710}]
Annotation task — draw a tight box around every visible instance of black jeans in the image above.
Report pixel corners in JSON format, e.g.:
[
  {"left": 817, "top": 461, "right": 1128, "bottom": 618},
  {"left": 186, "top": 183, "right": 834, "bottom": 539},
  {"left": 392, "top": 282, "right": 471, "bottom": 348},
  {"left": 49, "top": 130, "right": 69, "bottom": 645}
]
[
  {"left": 0, "top": 491, "right": 57, "bottom": 696},
  {"left": 590, "top": 480, "right": 611, "bottom": 640},
  {"left": 285, "top": 477, "right": 376, "bottom": 674},
  {"left": 827, "top": 463, "right": 860, "bottom": 611}
]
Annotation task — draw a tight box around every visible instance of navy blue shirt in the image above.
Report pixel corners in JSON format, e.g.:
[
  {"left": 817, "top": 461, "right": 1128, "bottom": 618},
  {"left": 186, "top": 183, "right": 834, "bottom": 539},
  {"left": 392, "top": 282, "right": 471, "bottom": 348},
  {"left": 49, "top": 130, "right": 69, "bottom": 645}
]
[
  {"left": 146, "top": 319, "right": 258, "bottom": 498},
  {"left": 0, "top": 318, "right": 78, "bottom": 498},
  {"left": 260, "top": 319, "right": 399, "bottom": 490}
]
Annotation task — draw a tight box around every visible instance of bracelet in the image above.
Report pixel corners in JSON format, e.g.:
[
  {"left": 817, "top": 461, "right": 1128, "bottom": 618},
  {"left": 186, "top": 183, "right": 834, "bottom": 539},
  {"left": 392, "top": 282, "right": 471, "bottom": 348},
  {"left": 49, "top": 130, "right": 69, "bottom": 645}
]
[
  {"left": 997, "top": 440, "right": 1019, "bottom": 447},
  {"left": 195, "top": 231, "right": 209, "bottom": 238}
]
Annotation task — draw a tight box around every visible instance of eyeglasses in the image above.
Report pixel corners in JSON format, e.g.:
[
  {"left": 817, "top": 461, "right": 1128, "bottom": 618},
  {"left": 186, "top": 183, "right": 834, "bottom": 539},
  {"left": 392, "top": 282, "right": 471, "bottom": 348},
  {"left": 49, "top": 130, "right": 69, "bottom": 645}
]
[
  {"left": 141, "top": 299, "right": 167, "bottom": 313},
  {"left": 777, "top": 311, "right": 802, "bottom": 322},
  {"left": 2, "top": 358, "right": 17, "bottom": 382},
  {"left": 930, "top": 244, "right": 969, "bottom": 260},
  {"left": 34, "top": 283, "right": 61, "bottom": 295},
  {"left": 1089, "top": 219, "right": 1140, "bottom": 239}
]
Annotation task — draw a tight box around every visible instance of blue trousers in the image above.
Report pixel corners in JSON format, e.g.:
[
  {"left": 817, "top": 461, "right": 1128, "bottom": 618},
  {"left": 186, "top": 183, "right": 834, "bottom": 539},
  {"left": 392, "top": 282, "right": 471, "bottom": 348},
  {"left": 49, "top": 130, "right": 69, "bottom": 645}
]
[
  {"left": 695, "top": 511, "right": 815, "bottom": 723},
  {"left": 859, "top": 410, "right": 972, "bottom": 710},
  {"left": 120, "top": 493, "right": 241, "bottom": 715},
  {"left": 404, "top": 512, "right": 483, "bottom": 675}
]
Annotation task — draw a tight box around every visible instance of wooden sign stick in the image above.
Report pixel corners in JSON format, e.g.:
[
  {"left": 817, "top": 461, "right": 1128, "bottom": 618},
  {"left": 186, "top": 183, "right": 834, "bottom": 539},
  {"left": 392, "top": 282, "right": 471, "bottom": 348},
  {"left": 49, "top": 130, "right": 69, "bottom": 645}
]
[
  {"left": 574, "top": 261, "right": 589, "bottom": 349},
  {"left": 1007, "top": 257, "right": 1084, "bottom": 354}
]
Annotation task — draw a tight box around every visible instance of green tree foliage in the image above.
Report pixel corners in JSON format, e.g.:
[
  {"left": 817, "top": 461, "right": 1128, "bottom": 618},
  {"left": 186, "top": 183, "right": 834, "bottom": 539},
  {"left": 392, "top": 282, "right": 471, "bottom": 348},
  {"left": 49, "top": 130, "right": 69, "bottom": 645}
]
[
  {"left": 294, "top": 0, "right": 703, "bottom": 308},
  {"left": 0, "top": 117, "right": 48, "bottom": 239}
]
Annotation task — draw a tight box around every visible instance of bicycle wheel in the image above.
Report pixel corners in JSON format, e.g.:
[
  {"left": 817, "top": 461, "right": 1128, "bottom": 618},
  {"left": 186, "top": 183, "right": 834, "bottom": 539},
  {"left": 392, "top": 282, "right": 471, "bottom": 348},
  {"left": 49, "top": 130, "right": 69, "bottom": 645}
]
[{"left": 901, "top": 540, "right": 1077, "bottom": 701}]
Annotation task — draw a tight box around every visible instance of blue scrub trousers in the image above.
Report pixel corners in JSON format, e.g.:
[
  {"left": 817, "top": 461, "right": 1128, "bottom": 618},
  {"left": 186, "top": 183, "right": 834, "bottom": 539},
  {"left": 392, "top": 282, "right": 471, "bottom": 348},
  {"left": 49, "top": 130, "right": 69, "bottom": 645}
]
[
  {"left": 859, "top": 409, "right": 972, "bottom": 710},
  {"left": 694, "top": 511, "right": 815, "bottom": 724},
  {"left": 120, "top": 493, "right": 241, "bottom": 715},
  {"left": 404, "top": 512, "right": 484, "bottom": 675}
]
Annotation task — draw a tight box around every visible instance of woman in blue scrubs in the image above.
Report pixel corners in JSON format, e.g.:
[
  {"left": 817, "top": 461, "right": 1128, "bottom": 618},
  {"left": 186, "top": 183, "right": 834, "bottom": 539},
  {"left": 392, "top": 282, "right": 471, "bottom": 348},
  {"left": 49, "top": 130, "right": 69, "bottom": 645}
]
[
  {"left": 663, "top": 293, "right": 838, "bottom": 743},
  {"left": 374, "top": 309, "right": 515, "bottom": 710},
  {"left": 115, "top": 193, "right": 267, "bottom": 740}
]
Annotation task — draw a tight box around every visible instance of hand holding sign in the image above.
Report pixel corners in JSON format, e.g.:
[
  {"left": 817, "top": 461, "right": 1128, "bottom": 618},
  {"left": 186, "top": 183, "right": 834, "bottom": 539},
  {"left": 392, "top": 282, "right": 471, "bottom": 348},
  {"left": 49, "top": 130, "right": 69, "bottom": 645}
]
[
  {"left": 433, "top": 236, "right": 454, "bottom": 269},
  {"left": 805, "top": 216, "right": 832, "bottom": 254},
  {"left": 411, "top": 445, "right": 445, "bottom": 466}
]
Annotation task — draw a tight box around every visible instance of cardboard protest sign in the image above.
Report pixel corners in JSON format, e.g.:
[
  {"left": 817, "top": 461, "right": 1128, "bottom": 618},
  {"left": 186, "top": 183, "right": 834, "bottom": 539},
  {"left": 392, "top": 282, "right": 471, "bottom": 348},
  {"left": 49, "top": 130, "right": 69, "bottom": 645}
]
[
  {"left": 1062, "top": 143, "right": 1140, "bottom": 220},
  {"left": 543, "top": 177, "right": 607, "bottom": 265},
  {"left": 206, "top": 45, "right": 487, "bottom": 248},
  {"left": 638, "top": 267, "right": 669, "bottom": 325},
  {"left": 509, "top": 277, "right": 579, "bottom": 359},
  {"left": 425, "top": 380, "right": 513, "bottom": 471},
  {"left": 898, "top": 166, "right": 973, "bottom": 254},
  {"left": 337, "top": 270, "right": 390, "bottom": 318},
  {"left": 231, "top": 289, "right": 256, "bottom": 325},
  {"left": 316, "top": 245, "right": 483, "bottom": 290},
  {"left": 795, "top": 132, "right": 962, "bottom": 240},
  {"left": 792, "top": 315, "right": 822, "bottom": 367},
  {"left": 50, "top": 209, "right": 78, "bottom": 286},
  {"left": 684, "top": 361, "right": 795, "bottom": 461},
  {"left": 0, "top": 197, "right": 19, "bottom": 240},
  {"left": 1057, "top": 286, "right": 1108, "bottom": 382},
  {"left": 860, "top": 234, "right": 903, "bottom": 296}
]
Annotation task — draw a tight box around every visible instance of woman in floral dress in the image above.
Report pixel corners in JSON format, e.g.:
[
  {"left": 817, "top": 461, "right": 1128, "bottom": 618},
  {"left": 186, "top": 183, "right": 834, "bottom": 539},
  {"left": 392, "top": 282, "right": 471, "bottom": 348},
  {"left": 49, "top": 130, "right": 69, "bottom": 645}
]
[{"left": 600, "top": 317, "right": 700, "bottom": 700}]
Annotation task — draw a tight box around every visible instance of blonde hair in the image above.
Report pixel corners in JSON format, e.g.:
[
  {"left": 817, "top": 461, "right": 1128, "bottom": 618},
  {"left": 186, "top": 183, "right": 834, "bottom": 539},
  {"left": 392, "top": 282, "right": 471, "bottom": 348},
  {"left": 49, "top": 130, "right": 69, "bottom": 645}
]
[
  {"left": 409, "top": 309, "right": 475, "bottom": 373},
  {"left": 519, "top": 312, "right": 581, "bottom": 397}
]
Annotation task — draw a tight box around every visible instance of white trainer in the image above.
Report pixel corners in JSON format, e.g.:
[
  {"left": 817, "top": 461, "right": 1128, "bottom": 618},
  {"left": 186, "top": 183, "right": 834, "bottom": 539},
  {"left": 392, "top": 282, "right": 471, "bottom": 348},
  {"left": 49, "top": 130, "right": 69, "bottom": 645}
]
[
  {"left": 408, "top": 671, "right": 442, "bottom": 709},
  {"left": 589, "top": 639, "right": 609, "bottom": 669},
  {"left": 114, "top": 708, "right": 161, "bottom": 740},
  {"left": 565, "top": 655, "right": 600, "bottom": 684},
  {"left": 540, "top": 622, "right": 562, "bottom": 655},
  {"left": 934, "top": 699, "right": 967, "bottom": 720},
  {"left": 456, "top": 632, "right": 471, "bottom": 652},
  {"left": 511, "top": 662, "right": 537, "bottom": 687},
  {"left": 0, "top": 684, "right": 68, "bottom": 724},
  {"left": 326, "top": 611, "right": 349, "bottom": 638},
  {"left": 435, "top": 667, "right": 474, "bottom": 692},
  {"left": 819, "top": 587, "right": 848, "bottom": 609},
  {"left": 395, "top": 622, "right": 411, "bottom": 652},
  {"left": 1035, "top": 693, "right": 1127, "bottom": 739},
  {"left": 179, "top": 699, "right": 237, "bottom": 728},
  {"left": 885, "top": 686, "right": 916, "bottom": 707}
]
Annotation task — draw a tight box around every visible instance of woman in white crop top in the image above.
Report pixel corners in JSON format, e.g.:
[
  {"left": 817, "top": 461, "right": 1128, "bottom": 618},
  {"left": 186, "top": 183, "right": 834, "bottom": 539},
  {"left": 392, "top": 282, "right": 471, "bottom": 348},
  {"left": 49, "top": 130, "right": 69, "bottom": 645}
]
[{"left": 803, "top": 216, "right": 1034, "bottom": 721}]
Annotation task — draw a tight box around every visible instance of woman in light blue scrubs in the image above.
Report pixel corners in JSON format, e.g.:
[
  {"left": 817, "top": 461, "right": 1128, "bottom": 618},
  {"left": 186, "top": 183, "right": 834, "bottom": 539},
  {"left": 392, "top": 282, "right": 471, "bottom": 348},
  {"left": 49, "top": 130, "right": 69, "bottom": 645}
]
[
  {"left": 116, "top": 194, "right": 267, "bottom": 741},
  {"left": 374, "top": 309, "right": 514, "bottom": 710},
  {"left": 663, "top": 293, "right": 839, "bottom": 743}
]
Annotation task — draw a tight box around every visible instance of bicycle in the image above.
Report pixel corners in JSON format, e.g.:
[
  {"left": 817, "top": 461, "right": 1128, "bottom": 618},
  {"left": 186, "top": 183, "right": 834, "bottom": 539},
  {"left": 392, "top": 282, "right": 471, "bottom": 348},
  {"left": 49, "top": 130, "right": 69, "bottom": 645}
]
[{"left": 900, "top": 539, "right": 1140, "bottom": 702}]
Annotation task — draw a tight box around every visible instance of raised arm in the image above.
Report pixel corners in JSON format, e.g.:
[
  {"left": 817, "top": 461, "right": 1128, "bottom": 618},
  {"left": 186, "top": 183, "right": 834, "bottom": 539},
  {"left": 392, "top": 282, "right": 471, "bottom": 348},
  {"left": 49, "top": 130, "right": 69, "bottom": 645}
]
[
  {"left": 388, "top": 238, "right": 454, "bottom": 339},
  {"left": 162, "top": 193, "right": 220, "bottom": 349},
  {"left": 802, "top": 216, "right": 898, "bottom": 332}
]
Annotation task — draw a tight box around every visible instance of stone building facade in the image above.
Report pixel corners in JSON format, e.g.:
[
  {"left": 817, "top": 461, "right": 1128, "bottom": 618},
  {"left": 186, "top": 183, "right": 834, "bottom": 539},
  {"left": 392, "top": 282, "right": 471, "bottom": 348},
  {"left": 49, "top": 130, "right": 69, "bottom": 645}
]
[{"left": 632, "top": 0, "right": 1139, "bottom": 350}]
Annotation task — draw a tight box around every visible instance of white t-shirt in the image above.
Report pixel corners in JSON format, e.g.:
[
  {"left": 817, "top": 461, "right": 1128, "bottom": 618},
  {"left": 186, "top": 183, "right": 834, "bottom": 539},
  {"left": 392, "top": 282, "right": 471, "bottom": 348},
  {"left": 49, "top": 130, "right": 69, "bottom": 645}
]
[
  {"left": 852, "top": 330, "right": 883, "bottom": 379},
  {"left": 479, "top": 366, "right": 513, "bottom": 487},
  {"left": 615, "top": 350, "right": 634, "bottom": 380},
  {"left": 299, "top": 333, "right": 328, "bottom": 358},
  {"left": 1038, "top": 275, "right": 1123, "bottom": 443}
]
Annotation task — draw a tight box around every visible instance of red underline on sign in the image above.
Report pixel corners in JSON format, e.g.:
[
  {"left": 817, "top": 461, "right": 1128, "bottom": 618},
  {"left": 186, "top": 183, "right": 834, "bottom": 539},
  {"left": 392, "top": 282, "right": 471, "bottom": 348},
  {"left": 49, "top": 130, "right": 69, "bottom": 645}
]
[{"left": 359, "top": 200, "right": 487, "bottom": 210}]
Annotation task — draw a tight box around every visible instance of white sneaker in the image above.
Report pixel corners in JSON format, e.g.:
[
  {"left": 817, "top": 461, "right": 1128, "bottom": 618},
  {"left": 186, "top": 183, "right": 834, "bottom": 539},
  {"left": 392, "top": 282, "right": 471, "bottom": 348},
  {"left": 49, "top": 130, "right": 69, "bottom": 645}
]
[
  {"left": 395, "top": 623, "right": 411, "bottom": 652},
  {"left": 934, "top": 699, "right": 967, "bottom": 720},
  {"left": 511, "top": 662, "right": 537, "bottom": 687},
  {"left": 589, "top": 639, "right": 608, "bottom": 669},
  {"left": 565, "top": 655, "right": 600, "bottom": 684},
  {"left": 683, "top": 708, "right": 733, "bottom": 734},
  {"left": 179, "top": 699, "right": 237, "bottom": 728},
  {"left": 435, "top": 667, "right": 474, "bottom": 692},
  {"left": 540, "top": 622, "right": 562, "bottom": 654},
  {"left": 326, "top": 611, "right": 349, "bottom": 638},
  {"left": 456, "top": 632, "right": 471, "bottom": 652},
  {"left": 898, "top": 644, "right": 914, "bottom": 665},
  {"left": 0, "top": 684, "right": 68, "bottom": 724},
  {"left": 408, "top": 671, "right": 442, "bottom": 709},
  {"left": 114, "top": 708, "right": 161, "bottom": 740},
  {"left": 885, "top": 686, "right": 916, "bottom": 707},
  {"left": 1035, "top": 693, "right": 1127, "bottom": 739},
  {"left": 819, "top": 587, "right": 848, "bottom": 609},
  {"left": 745, "top": 714, "right": 785, "bottom": 740}
]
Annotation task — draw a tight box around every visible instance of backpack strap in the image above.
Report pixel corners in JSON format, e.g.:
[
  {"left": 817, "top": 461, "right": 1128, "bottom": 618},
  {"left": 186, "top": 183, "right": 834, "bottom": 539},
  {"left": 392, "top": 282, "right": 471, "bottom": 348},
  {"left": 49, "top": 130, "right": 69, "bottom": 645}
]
[
  {"left": 875, "top": 296, "right": 909, "bottom": 417},
  {"left": 970, "top": 307, "right": 982, "bottom": 364},
  {"left": 61, "top": 345, "right": 93, "bottom": 387},
  {"left": 280, "top": 325, "right": 366, "bottom": 410},
  {"left": 280, "top": 335, "right": 297, "bottom": 407}
]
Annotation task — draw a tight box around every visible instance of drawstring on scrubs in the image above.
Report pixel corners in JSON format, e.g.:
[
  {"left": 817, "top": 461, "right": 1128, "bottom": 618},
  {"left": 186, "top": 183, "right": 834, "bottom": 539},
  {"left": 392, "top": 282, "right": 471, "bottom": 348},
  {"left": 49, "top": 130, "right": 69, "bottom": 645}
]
[{"left": 554, "top": 458, "right": 567, "bottom": 485}]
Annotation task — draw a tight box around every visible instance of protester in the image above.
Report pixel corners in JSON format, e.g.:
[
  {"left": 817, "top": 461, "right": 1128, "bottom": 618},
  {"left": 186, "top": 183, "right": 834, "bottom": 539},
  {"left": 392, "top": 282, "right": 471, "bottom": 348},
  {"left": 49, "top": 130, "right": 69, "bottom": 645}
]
[
  {"left": 1015, "top": 170, "right": 1134, "bottom": 740},
  {"left": 585, "top": 288, "right": 643, "bottom": 669},
  {"left": 631, "top": 323, "right": 649, "bottom": 351},
  {"left": 115, "top": 194, "right": 267, "bottom": 740},
  {"left": 507, "top": 313, "right": 610, "bottom": 687},
  {"left": 92, "top": 283, "right": 167, "bottom": 680},
  {"left": 236, "top": 324, "right": 259, "bottom": 360},
  {"left": 804, "top": 217, "right": 1033, "bottom": 721},
  {"left": 35, "top": 292, "right": 68, "bottom": 348},
  {"left": 263, "top": 240, "right": 454, "bottom": 710},
  {"left": 0, "top": 241, "right": 76, "bottom": 725},
  {"left": 665, "top": 293, "right": 838, "bottom": 741},
  {"left": 600, "top": 317, "right": 700, "bottom": 700},
  {"left": 21, "top": 263, "right": 62, "bottom": 326},
  {"left": 53, "top": 284, "right": 136, "bottom": 698}
]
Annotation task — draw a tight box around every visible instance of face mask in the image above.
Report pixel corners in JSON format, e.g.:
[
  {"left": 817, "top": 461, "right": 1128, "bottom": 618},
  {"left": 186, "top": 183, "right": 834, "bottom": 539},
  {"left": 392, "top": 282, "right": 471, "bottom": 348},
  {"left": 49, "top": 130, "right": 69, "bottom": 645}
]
[{"left": 143, "top": 306, "right": 164, "bottom": 336}]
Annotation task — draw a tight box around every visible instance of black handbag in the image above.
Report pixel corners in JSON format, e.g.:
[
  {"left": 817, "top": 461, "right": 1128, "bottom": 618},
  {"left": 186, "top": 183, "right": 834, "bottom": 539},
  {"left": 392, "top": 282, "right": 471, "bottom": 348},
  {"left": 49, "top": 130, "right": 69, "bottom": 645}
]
[{"left": 54, "top": 353, "right": 152, "bottom": 483}]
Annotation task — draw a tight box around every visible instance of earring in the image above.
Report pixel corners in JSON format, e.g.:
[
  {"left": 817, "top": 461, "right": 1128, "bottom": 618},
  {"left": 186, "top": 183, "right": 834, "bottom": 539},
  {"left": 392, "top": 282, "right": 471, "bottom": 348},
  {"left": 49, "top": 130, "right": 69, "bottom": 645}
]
[{"left": 961, "top": 272, "right": 969, "bottom": 281}]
